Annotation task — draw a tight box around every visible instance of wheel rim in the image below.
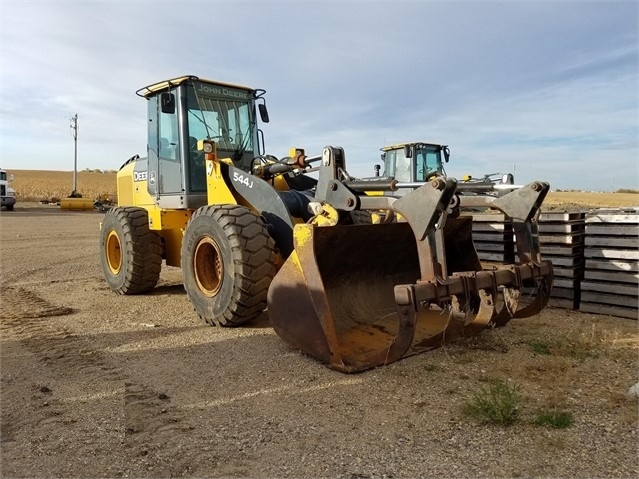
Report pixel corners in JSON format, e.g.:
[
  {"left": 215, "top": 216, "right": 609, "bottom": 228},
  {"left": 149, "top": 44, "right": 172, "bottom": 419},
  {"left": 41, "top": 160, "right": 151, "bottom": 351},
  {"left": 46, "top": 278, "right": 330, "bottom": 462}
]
[
  {"left": 193, "top": 236, "right": 223, "bottom": 297},
  {"left": 105, "top": 230, "right": 122, "bottom": 275}
]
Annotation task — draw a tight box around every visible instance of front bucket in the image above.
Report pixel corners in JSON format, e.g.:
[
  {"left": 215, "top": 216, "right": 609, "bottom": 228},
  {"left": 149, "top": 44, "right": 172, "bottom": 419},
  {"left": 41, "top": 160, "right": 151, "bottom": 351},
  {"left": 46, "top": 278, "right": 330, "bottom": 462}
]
[{"left": 267, "top": 220, "right": 483, "bottom": 373}]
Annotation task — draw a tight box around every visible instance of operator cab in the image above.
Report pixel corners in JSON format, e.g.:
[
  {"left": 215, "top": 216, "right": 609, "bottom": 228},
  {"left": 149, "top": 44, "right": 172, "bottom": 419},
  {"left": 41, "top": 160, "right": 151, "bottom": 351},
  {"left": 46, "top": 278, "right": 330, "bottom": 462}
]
[
  {"left": 377, "top": 142, "right": 449, "bottom": 196},
  {"left": 137, "top": 75, "right": 269, "bottom": 209},
  {"left": 380, "top": 142, "right": 448, "bottom": 182}
]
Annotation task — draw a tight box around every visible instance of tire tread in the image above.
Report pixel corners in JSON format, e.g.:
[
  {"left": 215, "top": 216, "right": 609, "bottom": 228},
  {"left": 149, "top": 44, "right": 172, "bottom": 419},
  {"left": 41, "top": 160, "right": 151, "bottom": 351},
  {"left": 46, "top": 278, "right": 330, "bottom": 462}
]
[
  {"left": 184, "top": 205, "right": 277, "bottom": 326},
  {"left": 101, "top": 207, "right": 162, "bottom": 295}
]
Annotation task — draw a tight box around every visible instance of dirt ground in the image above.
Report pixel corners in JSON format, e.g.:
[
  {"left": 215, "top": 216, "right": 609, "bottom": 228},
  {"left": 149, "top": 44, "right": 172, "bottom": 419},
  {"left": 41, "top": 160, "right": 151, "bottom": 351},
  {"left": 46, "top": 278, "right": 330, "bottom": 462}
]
[{"left": 1, "top": 205, "right": 637, "bottom": 478}]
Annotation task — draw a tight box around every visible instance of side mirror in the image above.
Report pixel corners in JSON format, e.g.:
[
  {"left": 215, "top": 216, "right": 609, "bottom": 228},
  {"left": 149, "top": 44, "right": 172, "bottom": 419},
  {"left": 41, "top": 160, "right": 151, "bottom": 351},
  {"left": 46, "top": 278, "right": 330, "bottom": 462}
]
[
  {"left": 160, "top": 92, "right": 175, "bottom": 114},
  {"left": 374, "top": 164, "right": 381, "bottom": 177},
  {"left": 443, "top": 146, "right": 450, "bottom": 163},
  {"left": 258, "top": 104, "right": 270, "bottom": 123},
  {"left": 404, "top": 145, "right": 412, "bottom": 158}
]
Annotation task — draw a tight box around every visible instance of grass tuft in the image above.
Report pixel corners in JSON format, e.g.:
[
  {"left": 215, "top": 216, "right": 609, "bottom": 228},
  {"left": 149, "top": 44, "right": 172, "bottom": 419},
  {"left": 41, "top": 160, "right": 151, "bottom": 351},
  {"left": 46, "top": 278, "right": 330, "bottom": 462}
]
[
  {"left": 465, "top": 379, "right": 521, "bottom": 426},
  {"left": 533, "top": 410, "right": 574, "bottom": 429},
  {"left": 528, "top": 341, "right": 552, "bottom": 355}
]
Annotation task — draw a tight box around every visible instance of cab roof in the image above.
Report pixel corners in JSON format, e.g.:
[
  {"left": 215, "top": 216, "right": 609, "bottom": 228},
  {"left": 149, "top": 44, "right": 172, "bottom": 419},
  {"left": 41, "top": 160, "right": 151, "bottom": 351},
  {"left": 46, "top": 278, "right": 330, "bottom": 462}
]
[
  {"left": 381, "top": 142, "right": 445, "bottom": 151},
  {"left": 135, "top": 75, "right": 253, "bottom": 98}
]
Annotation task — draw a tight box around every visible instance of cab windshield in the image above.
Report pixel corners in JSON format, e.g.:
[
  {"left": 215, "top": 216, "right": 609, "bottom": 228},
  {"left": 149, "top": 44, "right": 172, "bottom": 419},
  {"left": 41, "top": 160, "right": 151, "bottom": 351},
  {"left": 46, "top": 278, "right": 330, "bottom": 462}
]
[
  {"left": 414, "top": 145, "right": 443, "bottom": 181},
  {"left": 383, "top": 144, "right": 444, "bottom": 182},
  {"left": 186, "top": 81, "right": 255, "bottom": 160}
]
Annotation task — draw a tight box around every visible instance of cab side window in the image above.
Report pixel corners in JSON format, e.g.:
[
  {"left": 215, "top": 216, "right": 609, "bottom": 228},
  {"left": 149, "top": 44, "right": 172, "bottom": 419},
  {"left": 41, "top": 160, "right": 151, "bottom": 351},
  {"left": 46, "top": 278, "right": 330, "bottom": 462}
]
[{"left": 158, "top": 95, "right": 182, "bottom": 194}]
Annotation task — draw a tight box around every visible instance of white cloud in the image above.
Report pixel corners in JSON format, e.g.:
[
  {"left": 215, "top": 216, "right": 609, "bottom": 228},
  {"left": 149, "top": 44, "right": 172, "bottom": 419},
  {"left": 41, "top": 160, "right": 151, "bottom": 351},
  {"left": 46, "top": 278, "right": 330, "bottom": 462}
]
[{"left": 0, "top": 1, "right": 636, "bottom": 191}]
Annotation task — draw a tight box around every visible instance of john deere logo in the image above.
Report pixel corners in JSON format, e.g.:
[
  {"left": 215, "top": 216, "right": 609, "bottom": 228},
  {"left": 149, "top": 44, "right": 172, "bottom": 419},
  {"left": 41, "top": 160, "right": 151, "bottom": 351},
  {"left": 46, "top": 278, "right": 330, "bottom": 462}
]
[
  {"left": 197, "top": 83, "right": 249, "bottom": 100},
  {"left": 134, "top": 171, "right": 147, "bottom": 182}
]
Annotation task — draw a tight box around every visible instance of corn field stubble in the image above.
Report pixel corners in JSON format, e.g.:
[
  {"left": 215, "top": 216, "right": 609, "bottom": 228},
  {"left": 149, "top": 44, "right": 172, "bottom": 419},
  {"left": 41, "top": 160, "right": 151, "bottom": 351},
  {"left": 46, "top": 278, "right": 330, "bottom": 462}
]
[{"left": 7, "top": 170, "right": 117, "bottom": 202}]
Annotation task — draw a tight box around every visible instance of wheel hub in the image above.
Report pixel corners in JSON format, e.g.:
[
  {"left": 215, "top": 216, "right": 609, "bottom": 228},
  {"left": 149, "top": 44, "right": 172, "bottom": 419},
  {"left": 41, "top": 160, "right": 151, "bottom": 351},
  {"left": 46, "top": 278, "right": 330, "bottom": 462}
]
[
  {"left": 193, "top": 237, "right": 223, "bottom": 297},
  {"left": 105, "top": 230, "right": 122, "bottom": 274}
]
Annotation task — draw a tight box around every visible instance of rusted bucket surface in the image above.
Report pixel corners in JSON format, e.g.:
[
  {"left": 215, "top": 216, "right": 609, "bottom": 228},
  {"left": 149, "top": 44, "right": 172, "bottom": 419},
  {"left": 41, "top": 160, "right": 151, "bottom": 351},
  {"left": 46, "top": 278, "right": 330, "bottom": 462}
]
[{"left": 267, "top": 220, "right": 489, "bottom": 372}]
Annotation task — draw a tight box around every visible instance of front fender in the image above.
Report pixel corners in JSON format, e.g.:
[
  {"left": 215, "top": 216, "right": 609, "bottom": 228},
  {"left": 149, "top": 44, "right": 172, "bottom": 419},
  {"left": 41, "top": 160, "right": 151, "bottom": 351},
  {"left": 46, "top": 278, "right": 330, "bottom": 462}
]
[{"left": 222, "top": 164, "right": 297, "bottom": 257}]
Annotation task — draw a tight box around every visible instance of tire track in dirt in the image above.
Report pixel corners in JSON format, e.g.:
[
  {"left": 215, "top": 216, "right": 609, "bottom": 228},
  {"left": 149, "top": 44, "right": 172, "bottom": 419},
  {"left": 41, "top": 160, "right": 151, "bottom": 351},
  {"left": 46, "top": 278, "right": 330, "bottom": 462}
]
[
  {"left": 0, "top": 286, "right": 75, "bottom": 320},
  {"left": 0, "top": 285, "right": 189, "bottom": 473},
  {"left": 0, "top": 248, "right": 98, "bottom": 285},
  {"left": 124, "top": 383, "right": 189, "bottom": 437}
]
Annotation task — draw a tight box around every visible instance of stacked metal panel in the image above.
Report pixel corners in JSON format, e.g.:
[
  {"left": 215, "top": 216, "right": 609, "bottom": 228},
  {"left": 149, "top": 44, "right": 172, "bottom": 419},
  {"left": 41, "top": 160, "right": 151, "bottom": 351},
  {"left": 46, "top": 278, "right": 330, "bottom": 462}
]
[
  {"left": 468, "top": 212, "right": 515, "bottom": 263},
  {"left": 580, "top": 208, "right": 639, "bottom": 319},
  {"left": 538, "top": 212, "right": 586, "bottom": 310}
]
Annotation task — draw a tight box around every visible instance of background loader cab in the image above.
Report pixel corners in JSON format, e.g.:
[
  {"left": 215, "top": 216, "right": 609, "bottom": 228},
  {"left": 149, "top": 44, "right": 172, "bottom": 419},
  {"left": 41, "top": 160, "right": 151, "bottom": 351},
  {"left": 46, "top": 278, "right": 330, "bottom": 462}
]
[
  {"left": 375, "top": 142, "right": 515, "bottom": 198},
  {"left": 377, "top": 142, "right": 449, "bottom": 183}
]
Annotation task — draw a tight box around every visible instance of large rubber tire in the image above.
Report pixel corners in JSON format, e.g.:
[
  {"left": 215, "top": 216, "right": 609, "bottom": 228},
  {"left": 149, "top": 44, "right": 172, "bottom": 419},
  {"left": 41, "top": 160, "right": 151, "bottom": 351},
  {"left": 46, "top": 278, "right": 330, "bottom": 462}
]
[
  {"left": 5, "top": 204, "right": 14, "bottom": 211},
  {"left": 99, "top": 207, "right": 162, "bottom": 294},
  {"left": 181, "top": 205, "right": 277, "bottom": 326}
]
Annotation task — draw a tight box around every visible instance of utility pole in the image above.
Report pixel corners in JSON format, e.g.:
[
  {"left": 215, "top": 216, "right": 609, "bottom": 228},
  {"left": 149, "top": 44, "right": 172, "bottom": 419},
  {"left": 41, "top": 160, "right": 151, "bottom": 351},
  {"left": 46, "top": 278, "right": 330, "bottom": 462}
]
[{"left": 70, "top": 113, "right": 78, "bottom": 194}]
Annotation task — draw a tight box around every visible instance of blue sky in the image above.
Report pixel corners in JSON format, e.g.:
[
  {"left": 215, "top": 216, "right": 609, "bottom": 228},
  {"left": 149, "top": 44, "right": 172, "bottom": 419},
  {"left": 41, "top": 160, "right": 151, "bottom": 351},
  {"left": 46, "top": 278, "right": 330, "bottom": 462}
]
[{"left": 1, "top": 1, "right": 637, "bottom": 191}]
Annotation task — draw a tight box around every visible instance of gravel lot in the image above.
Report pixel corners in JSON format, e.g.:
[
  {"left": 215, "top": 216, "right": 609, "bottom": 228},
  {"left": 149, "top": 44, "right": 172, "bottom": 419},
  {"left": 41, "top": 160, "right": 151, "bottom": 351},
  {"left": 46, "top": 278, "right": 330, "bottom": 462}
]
[{"left": 1, "top": 205, "right": 637, "bottom": 478}]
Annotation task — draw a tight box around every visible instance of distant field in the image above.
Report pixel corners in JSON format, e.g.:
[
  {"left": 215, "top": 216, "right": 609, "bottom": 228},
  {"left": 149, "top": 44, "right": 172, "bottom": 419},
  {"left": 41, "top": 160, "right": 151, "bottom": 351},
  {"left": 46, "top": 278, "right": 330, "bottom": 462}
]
[
  {"left": 7, "top": 170, "right": 117, "bottom": 202},
  {"left": 6, "top": 169, "right": 639, "bottom": 210},
  {"left": 544, "top": 191, "right": 638, "bottom": 210}
]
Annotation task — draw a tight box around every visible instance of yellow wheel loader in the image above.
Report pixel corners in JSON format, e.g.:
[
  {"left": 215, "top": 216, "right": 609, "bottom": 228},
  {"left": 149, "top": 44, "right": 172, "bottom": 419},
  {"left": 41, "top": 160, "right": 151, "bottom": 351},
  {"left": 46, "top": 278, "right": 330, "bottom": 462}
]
[
  {"left": 100, "top": 75, "right": 553, "bottom": 373},
  {"left": 374, "top": 141, "right": 515, "bottom": 195}
]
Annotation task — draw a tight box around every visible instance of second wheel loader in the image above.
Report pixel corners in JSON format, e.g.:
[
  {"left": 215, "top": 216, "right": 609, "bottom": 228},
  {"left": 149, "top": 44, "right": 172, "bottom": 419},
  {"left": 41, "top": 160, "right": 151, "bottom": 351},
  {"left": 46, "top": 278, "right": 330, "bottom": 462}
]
[
  {"left": 100, "top": 75, "right": 553, "bottom": 373},
  {"left": 375, "top": 141, "right": 515, "bottom": 196}
]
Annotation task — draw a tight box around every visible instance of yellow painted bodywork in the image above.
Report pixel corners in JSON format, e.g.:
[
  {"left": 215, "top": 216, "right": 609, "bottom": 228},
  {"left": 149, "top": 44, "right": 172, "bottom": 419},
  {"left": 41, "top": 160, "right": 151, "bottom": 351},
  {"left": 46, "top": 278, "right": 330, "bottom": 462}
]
[
  {"left": 147, "top": 209, "right": 192, "bottom": 230},
  {"left": 309, "top": 204, "right": 339, "bottom": 227},
  {"left": 292, "top": 223, "right": 314, "bottom": 249},
  {"left": 160, "top": 228, "right": 186, "bottom": 266},
  {"left": 117, "top": 161, "right": 151, "bottom": 208},
  {"left": 272, "top": 175, "right": 290, "bottom": 192},
  {"left": 116, "top": 160, "right": 194, "bottom": 268},
  {"left": 116, "top": 139, "right": 307, "bottom": 268},
  {"left": 206, "top": 158, "right": 237, "bottom": 205},
  {"left": 116, "top": 174, "right": 135, "bottom": 206},
  {"left": 116, "top": 154, "right": 255, "bottom": 268}
]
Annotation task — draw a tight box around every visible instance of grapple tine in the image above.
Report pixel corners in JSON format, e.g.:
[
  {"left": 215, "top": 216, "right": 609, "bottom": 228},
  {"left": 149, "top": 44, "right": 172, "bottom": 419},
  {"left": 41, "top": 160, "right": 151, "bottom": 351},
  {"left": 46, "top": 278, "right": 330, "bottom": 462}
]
[
  {"left": 511, "top": 273, "right": 553, "bottom": 318},
  {"left": 491, "top": 286, "right": 521, "bottom": 327},
  {"left": 462, "top": 288, "right": 496, "bottom": 337},
  {"left": 432, "top": 276, "right": 498, "bottom": 339},
  {"left": 406, "top": 296, "right": 466, "bottom": 352},
  {"left": 490, "top": 181, "right": 554, "bottom": 320},
  {"left": 395, "top": 260, "right": 551, "bottom": 332}
]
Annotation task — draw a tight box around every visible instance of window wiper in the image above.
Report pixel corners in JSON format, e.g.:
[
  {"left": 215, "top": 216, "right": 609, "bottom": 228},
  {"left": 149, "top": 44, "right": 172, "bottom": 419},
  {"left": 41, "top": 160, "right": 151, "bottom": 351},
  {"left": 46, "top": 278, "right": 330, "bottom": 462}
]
[
  {"left": 190, "top": 110, "right": 213, "bottom": 139},
  {"left": 232, "top": 125, "right": 252, "bottom": 163}
]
